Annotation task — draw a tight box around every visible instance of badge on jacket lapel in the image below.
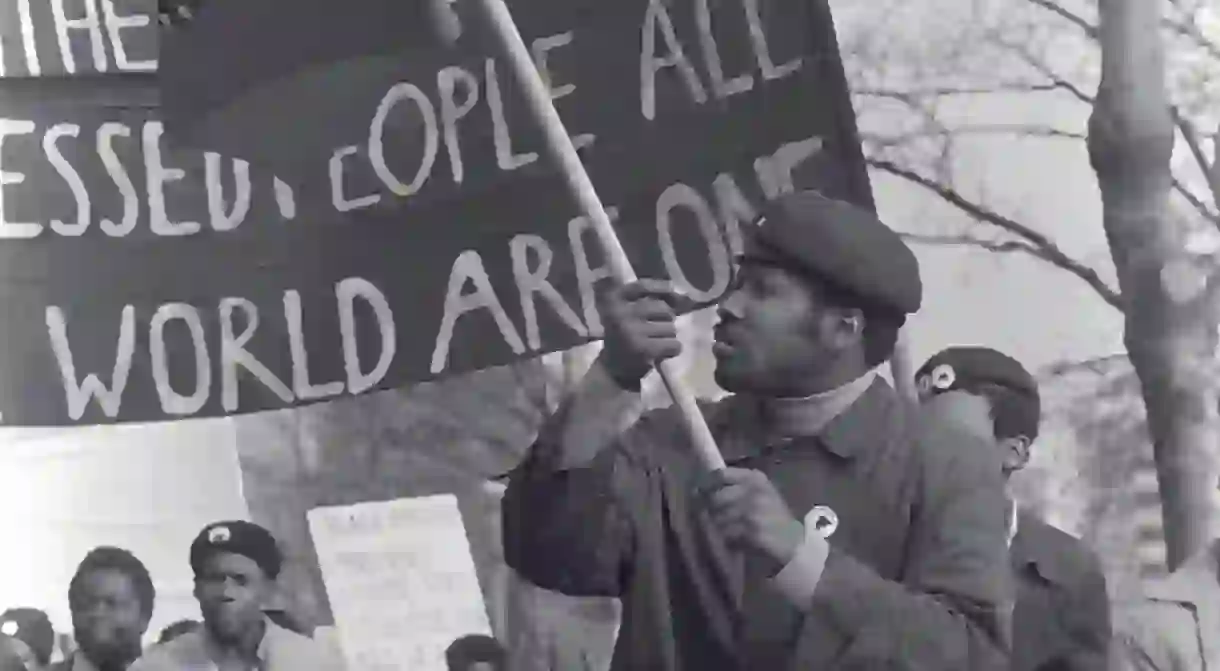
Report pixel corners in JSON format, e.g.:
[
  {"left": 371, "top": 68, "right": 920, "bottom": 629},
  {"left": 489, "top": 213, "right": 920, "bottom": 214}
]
[{"left": 806, "top": 505, "right": 839, "bottom": 539}]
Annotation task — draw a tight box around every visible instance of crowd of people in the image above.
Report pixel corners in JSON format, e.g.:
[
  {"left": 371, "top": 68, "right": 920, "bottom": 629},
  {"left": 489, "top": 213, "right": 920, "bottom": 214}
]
[{"left": 4, "top": 189, "right": 1216, "bottom": 670}]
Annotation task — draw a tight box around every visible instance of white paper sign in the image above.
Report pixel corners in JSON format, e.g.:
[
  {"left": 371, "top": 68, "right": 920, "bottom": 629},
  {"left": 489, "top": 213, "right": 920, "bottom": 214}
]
[{"left": 308, "top": 495, "right": 492, "bottom": 671}]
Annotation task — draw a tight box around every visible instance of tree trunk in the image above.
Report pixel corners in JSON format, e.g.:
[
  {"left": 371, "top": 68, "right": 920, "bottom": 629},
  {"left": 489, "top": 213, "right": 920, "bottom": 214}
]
[{"left": 1088, "top": 0, "right": 1220, "bottom": 568}]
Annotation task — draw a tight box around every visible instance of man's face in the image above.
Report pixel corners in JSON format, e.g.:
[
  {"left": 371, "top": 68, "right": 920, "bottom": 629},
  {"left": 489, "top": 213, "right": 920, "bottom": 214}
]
[
  {"left": 920, "top": 390, "right": 998, "bottom": 445},
  {"left": 194, "top": 553, "right": 272, "bottom": 642},
  {"left": 713, "top": 260, "right": 855, "bottom": 396},
  {"left": 70, "top": 569, "right": 149, "bottom": 665}
]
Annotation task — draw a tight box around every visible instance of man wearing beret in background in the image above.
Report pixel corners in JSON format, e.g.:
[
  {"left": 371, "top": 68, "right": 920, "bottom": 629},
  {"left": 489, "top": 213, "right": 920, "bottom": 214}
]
[
  {"left": 128, "top": 521, "right": 339, "bottom": 671},
  {"left": 915, "top": 347, "right": 1111, "bottom": 671},
  {"left": 0, "top": 610, "right": 53, "bottom": 671},
  {"left": 502, "top": 189, "right": 1012, "bottom": 670}
]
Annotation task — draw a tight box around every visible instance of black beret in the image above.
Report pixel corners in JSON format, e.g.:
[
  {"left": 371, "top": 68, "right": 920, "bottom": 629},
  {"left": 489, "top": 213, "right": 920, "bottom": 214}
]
[
  {"left": 743, "top": 190, "right": 922, "bottom": 316},
  {"left": 916, "top": 347, "right": 1040, "bottom": 439},
  {"left": 190, "top": 520, "right": 282, "bottom": 579}
]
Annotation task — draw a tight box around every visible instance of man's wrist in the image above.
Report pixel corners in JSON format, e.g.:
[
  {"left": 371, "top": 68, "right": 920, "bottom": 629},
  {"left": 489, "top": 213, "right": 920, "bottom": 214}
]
[{"left": 768, "top": 518, "right": 831, "bottom": 609}]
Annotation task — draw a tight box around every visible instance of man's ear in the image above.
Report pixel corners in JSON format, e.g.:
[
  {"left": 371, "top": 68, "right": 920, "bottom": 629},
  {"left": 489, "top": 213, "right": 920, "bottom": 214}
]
[
  {"left": 1001, "top": 435, "right": 1032, "bottom": 472},
  {"left": 827, "top": 308, "right": 864, "bottom": 349}
]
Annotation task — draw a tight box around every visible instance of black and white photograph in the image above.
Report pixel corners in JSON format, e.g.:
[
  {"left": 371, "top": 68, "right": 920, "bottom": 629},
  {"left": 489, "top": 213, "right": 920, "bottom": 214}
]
[{"left": 0, "top": 0, "right": 1216, "bottom": 668}]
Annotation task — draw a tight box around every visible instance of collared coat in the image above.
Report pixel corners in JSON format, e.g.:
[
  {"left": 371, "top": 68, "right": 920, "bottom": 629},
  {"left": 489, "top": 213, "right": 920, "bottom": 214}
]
[
  {"left": 1114, "top": 540, "right": 1220, "bottom": 671},
  {"left": 502, "top": 378, "right": 1012, "bottom": 670},
  {"left": 1010, "top": 512, "right": 1111, "bottom": 671}
]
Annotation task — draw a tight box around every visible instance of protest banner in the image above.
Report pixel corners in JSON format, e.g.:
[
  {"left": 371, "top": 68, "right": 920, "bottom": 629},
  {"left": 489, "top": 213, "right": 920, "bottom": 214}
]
[
  {"left": 0, "top": 0, "right": 871, "bottom": 425},
  {"left": 0, "top": 0, "right": 156, "bottom": 77},
  {"left": 307, "top": 495, "right": 493, "bottom": 671}
]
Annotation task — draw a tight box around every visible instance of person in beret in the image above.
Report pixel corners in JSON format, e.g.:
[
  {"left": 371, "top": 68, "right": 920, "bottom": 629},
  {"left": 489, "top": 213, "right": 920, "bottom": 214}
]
[
  {"left": 0, "top": 610, "right": 53, "bottom": 671},
  {"left": 501, "top": 189, "right": 1012, "bottom": 670},
  {"left": 445, "top": 634, "right": 505, "bottom": 671},
  {"left": 915, "top": 347, "right": 1111, "bottom": 670},
  {"left": 128, "top": 521, "right": 339, "bottom": 671},
  {"left": 52, "top": 547, "right": 155, "bottom": 671}
]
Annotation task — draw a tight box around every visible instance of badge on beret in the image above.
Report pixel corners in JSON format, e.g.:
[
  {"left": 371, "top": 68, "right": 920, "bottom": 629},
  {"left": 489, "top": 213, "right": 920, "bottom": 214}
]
[
  {"left": 930, "top": 364, "right": 956, "bottom": 391},
  {"left": 0, "top": 621, "right": 17, "bottom": 636},
  {"left": 805, "top": 505, "right": 839, "bottom": 539},
  {"left": 208, "top": 526, "right": 231, "bottom": 544}
]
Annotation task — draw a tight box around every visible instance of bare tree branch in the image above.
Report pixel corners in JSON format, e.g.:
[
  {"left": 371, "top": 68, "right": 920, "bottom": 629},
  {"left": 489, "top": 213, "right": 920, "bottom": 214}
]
[
  {"left": 869, "top": 157, "right": 1125, "bottom": 309},
  {"left": 990, "top": 37, "right": 1095, "bottom": 104},
  {"left": 899, "top": 232, "right": 1038, "bottom": 255},
  {"left": 1041, "top": 353, "right": 1130, "bottom": 377},
  {"left": 1162, "top": 15, "right": 1220, "bottom": 61},
  {"left": 853, "top": 83, "right": 1066, "bottom": 98},
  {"left": 864, "top": 124, "right": 1085, "bottom": 149},
  {"left": 1025, "top": 0, "right": 1099, "bottom": 38},
  {"left": 1173, "top": 110, "right": 1220, "bottom": 229}
]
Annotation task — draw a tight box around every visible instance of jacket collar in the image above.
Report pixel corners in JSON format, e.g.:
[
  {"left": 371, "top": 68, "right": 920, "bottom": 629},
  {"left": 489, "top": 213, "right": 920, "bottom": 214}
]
[
  {"left": 1009, "top": 512, "right": 1070, "bottom": 586},
  {"left": 713, "top": 377, "right": 898, "bottom": 462}
]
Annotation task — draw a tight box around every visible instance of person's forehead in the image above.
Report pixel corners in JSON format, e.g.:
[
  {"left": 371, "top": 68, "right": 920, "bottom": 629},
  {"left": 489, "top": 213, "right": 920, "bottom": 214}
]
[
  {"left": 77, "top": 567, "right": 140, "bottom": 593},
  {"left": 199, "top": 551, "right": 266, "bottom": 577}
]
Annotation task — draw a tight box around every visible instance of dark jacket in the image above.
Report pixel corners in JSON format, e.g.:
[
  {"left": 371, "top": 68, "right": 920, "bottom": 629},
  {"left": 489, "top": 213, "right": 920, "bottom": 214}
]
[
  {"left": 502, "top": 378, "right": 1012, "bottom": 670},
  {"left": 1011, "top": 512, "right": 1111, "bottom": 671}
]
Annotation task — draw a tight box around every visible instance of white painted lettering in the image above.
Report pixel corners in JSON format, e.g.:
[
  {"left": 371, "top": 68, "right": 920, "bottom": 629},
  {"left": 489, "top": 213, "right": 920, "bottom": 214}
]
[
  {"left": 485, "top": 58, "right": 538, "bottom": 171},
  {"left": 336, "top": 277, "right": 395, "bottom": 394},
  {"left": 44, "top": 123, "right": 91, "bottom": 236},
  {"left": 283, "top": 290, "right": 345, "bottom": 401},
  {"left": 567, "top": 209, "right": 617, "bottom": 337},
  {"left": 17, "top": 0, "right": 40, "bottom": 76},
  {"left": 656, "top": 182, "right": 731, "bottom": 302},
  {"left": 274, "top": 178, "right": 297, "bottom": 220},
  {"left": 696, "top": 0, "right": 753, "bottom": 98},
  {"left": 45, "top": 304, "right": 135, "bottom": 420},
  {"left": 219, "top": 297, "right": 293, "bottom": 412},
  {"left": 51, "top": 0, "right": 108, "bottom": 74},
  {"left": 510, "top": 234, "right": 588, "bottom": 350},
  {"left": 640, "top": 0, "right": 708, "bottom": 121},
  {"left": 330, "top": 146, "right": 381, "bottom": 212},
  {"left": 711, "top": 172, "right": 755, "bottom": 257},
  {"left": 99, "top": 0, "right": 156, "bottom": 71},
  {"left": 369, "top": 82, "right": 439, "bottom": 197},
  {"left": 432, "top": 250, "right": 526, "bottom": 374},
  {"left": 204, "top": 153, "right": 251, "bottom": 231},
  {"left": 762, "top": 134, "right": 822, "bottom": 195},
  {"left": 742, "top": 0, "right": 802, "bottom": 80},
  {"left": 97, "top": 122, "right": 137, "bottom": 236},
  {"left": 149, "top": 302, "right": 210, "bottom": 416},
  {"left": 438, "top": 65, "right": 480, "bottom": 184},
  {"left": 0, "top": 119, "right": 42, "bottom": 238},
  {"left": 144, "top": 122, "right": 199, "bottom": 235},
  {"left": 531, "top": 32, "right": 594, "bottom": 151}
]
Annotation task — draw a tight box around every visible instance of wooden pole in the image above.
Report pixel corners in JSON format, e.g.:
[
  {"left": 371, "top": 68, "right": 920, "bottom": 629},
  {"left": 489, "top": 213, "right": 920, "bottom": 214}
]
[{"left": 477, "top": 0, "right": 725, "bottom": 471}]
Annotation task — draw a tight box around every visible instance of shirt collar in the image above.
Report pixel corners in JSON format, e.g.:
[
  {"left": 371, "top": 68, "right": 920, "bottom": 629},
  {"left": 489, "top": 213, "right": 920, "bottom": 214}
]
[
  {"left": 715, "top": 370, "right": 893, "bottom": 461},
  {"left": 759, "top": 368, "right": 880, "bottom": 443},
  {"left": 201, "top": 617, "right": 282, "bottom": 668}
]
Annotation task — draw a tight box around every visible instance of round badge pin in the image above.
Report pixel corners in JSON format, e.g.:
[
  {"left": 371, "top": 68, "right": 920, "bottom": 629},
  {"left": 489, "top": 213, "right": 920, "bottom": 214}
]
[{"left": 806, "top": 505, "right": 839, "bottom": 539}]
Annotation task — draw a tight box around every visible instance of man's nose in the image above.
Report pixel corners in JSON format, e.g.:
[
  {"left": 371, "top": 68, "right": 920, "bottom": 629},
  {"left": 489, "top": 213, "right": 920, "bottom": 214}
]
[{"left": 717, "top": 288, "right": 744, "bottom": 320}]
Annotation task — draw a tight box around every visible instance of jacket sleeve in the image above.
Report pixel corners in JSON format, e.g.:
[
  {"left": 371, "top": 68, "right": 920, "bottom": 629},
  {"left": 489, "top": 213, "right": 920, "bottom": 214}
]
[
  {"left": 500, "top": 364, "right": 655, "bottom": 598},
  {"left": 1061, "top": 559, "right": 1112, "bottom": 671},
  {"left": 793, "top": 422, "right": 1013, "bottom": 670}
]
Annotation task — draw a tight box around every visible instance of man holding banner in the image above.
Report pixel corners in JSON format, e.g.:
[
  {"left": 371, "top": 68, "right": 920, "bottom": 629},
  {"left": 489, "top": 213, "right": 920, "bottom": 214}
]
[{"left": 502, "top": 190, "right": 1013, "bottom": 669}]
